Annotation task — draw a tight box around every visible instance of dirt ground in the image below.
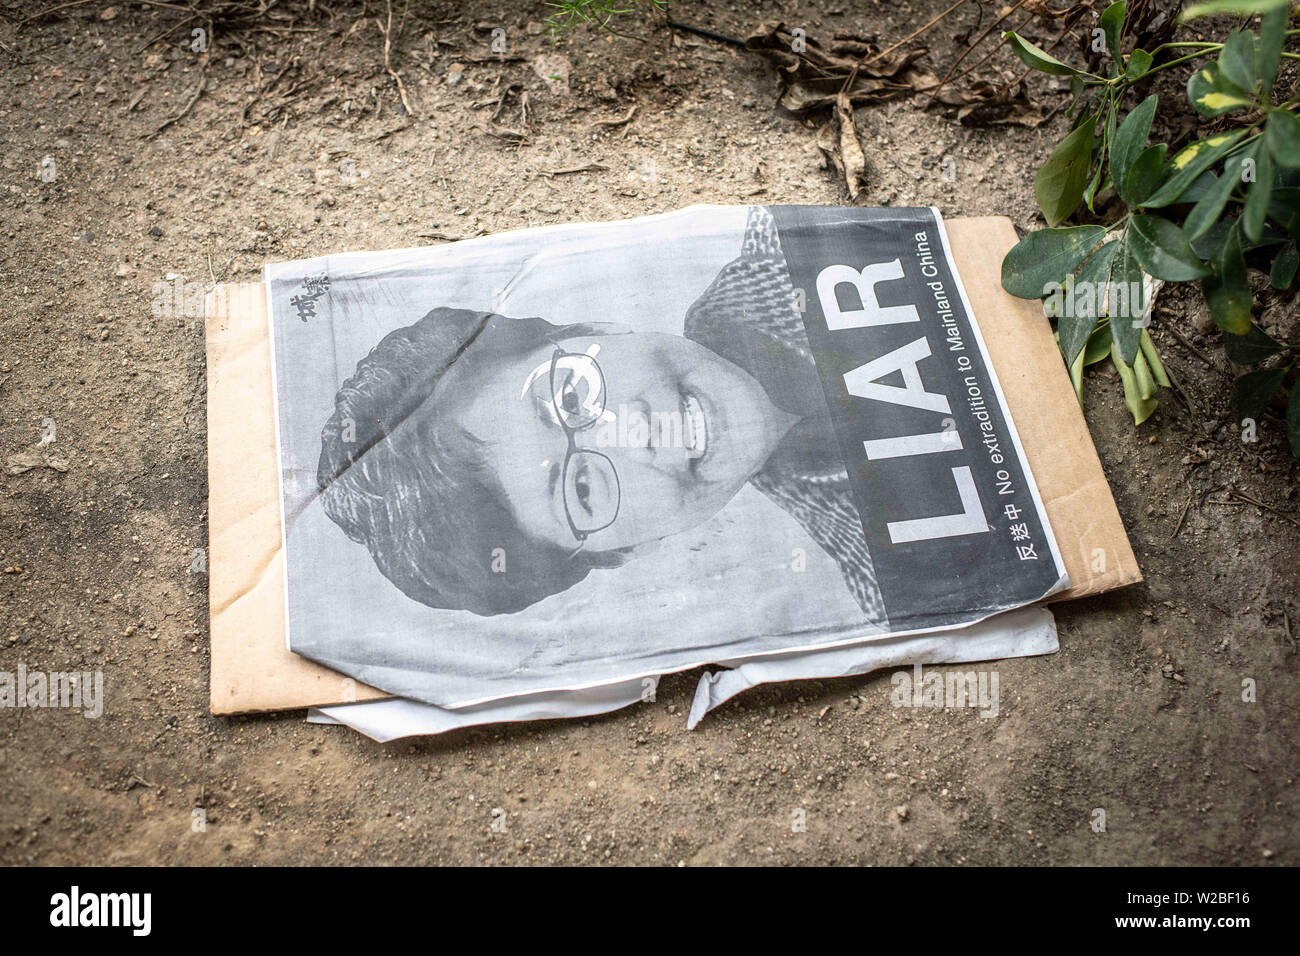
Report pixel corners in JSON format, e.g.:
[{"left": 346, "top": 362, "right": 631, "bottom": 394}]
[{"left": 1, "top": 0, "right": 1297, "bottom": 866}]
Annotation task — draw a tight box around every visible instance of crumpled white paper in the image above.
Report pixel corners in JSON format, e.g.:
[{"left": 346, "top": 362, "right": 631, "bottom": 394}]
[
  {"left": 308, "top": 606, "right": 1056, "bottom": 741},
  {"left": 308, "top": 675, "right": 658, "bottom": 743},
  {"left": 685, "top": 605, "right": 1056, "bottom": 728}
]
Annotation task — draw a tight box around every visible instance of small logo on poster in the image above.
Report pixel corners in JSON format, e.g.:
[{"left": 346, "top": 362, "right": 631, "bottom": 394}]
[{"left": 290, "top": 273, "right": 331, "bottom": 323}]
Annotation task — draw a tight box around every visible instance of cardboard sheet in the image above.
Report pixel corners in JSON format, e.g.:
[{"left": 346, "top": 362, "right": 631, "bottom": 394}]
[{"left": 204, "top": 215, "right": 1140, "bottom": 716}]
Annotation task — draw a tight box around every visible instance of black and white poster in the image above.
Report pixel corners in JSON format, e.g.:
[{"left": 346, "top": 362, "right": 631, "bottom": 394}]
[{"left": 265, "top": 205, "right": 1067, "bottom": 708}]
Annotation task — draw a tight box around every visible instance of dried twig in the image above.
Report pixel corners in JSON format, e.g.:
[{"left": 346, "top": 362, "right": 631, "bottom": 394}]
[
  {"left": 241, "top": 56, "right": 296, "bottom": 124},
  {"left": 1225, "top": 489, "right": 1300, "bottom": 528},
  {"left": 134, "top": 12, "right": 200, "bottom": 55},
  {"left": 924, "top": 0, "right": 1031, "bottom": 106},
  {"left": 540, "top": 162, "right": 609, "bottom": 177},
  {"left": 417, "top": 229, "right": 486, "bottom": 241},
  {"left": 842, "top": 0, "right": 967, "bottom": 93},
  {"left": 1205, "top": 489, "right": 1300, "bottom": 528},
  {"left": 593, "top": 105, "right": 638, "bottom": 128},
  {"left": 1156, "top": 354, "right": 1198, "bottom": 421},
  {"left": 462, "top": 53, "right": 528, "bottom": 64},
  {"left": 372, "top": 122, "right": 410, "bottom": 141},
  {"left": 151, "top": 66, "right": 206, "bottom": 137},
  {"left": 933, "top": 11, "right": 1036, "bottom": 95},
  {"left": 1172, "top": 485, "right": 1193, "bottom": 539},
  {"left": 20, "top": 0, "right": 193, "bottom": 28},
  {"left": 482, "top": 125, "right": 529, "bottom": 143},
  {"left": 1167, "top": 324, "right": 1222, "bottom": 372},
  {"left": 667, "top": 20, "right": 744, "bottom": 47},
  {"left": 490, "top": 83, "right": 523, "bottom": 124},
  {"left": 378, "top": 0, "right": 418, "bottom": 119}
]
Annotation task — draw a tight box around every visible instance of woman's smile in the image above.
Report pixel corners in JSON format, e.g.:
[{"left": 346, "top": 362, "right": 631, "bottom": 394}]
[{"left": 680, "top": 388, "right": 708, "bottom": 462}]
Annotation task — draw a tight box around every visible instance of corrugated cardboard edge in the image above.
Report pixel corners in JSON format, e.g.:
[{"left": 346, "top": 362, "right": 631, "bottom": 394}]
[
  {"left": 945, "top": 217, "right": 1141, "bottom": 600},
  {"left": 205, "top": 282, "right": 386, "bottom": 714},
  {"left": 204, "top": 216, "right": 1140, "bottom": 715}
]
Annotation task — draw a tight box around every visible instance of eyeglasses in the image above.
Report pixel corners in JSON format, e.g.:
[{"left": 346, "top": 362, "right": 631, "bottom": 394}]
[{"left": 545, "top": 348, "right": 621, "bottom": 543}]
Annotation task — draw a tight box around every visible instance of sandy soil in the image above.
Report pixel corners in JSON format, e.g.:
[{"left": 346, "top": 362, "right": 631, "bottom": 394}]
[{"left": 0, "top": 0, "right": 1296, "bottom": 866}]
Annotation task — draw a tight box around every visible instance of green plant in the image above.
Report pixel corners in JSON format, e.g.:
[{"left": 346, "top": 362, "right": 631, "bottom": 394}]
[
  {"left": 999, "top": 0, "right": 1300, "bottom": 457},
  {"left": 546, "top": 0, "right": 668, "bottom": 40}
]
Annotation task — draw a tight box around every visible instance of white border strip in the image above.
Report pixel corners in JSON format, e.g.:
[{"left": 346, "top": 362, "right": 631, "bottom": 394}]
[{"left": 262, "top": 278, "right": 295, "bottom": 651}]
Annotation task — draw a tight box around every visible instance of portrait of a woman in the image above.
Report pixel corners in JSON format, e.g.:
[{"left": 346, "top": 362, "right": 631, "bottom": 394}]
[{"left": 317, "top": 207, "right": 886, "bottom": 625}]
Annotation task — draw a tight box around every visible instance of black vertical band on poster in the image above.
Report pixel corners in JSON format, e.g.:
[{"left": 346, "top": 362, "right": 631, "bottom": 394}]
[{"left": 771, "top": 205, "right": 1061, "bottom": 629}]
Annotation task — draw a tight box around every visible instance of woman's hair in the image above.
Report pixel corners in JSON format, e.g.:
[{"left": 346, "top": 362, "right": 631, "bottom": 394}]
[{"left": 317, "top": 307, "right": 627, "bottom": 616}]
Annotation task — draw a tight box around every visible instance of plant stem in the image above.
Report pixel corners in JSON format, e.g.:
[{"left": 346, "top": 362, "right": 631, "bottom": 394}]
[{"left": 1142, "top": 48, "right": 1222, "bottom": 77}]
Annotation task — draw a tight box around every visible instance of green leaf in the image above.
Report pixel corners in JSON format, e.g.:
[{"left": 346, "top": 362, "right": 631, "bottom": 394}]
[
  {"left": 1004, "top": 31, "right": 1087, "bottom": 76},
  {"left": 1134, "top": 349, "right": 1158, "bottom": 400},
  {"left": 1001, "top": 224, "right": 1109, "bottom": 298},
  {"left": 1125, "top": 143, "right": 1167, "bottom": 206},
  {"left": 1179, "top": 169, "right": 1221, "bottom": 204},
  {"left": 1084, "top": 163, "right": 1106, "bottom": 213},
  {"left": 1184, "top": 174, "right": 1235, "bottom": 240},
  {"left": 1113, "top": 350, "right": 1159, "bottom": 424},
  {"left": 1196, "top": 217, "right": 1237, "bottom": 261},
  {"left": 1087, "top": 103, "right": 1118, "bottom": 212},
  {"left": 1144, "top": 130, "right": 1247, "bottom": 207},
  {"left": 1223, "top": 323, "right": 1288, "bottom": 363},
  {"left": 1035, "top": 115, "right": 1098, "bottom": 226},
  {"left": 1267, "top": 186, "right": 1300, "bottom": 235},
  {"left": 1140, "top": 329, "right": 1172, "bottom": 387},
  {"left": 1218, "top": 31, "right": 1258, "bottom": 93},
  {"left": 1069, "top": 344, "right": 1086, "bottom": 401},
  {"left": 1103, "top": 97, "right": 1117, "bottom": 151},
  {"left": 1288, "top": 384, "right": 1300, "bottom": 459},
  {"left": 1191, "top": 218, "right": 1235, "bottom": 260},
  {"left": 1187, "top": 61, "right": 1252, "bottom": 117},
  {"left": 1059, "top": 240, "right": 1119, "bottom": 364},
  {"left": 1265, "top": 110, "right": 1300, "bottom": 169},
  {"left": 1246, "top": 223, "right": 1292, "bottom": 249},
  {"left": 1243, "top": 145, "right": 1274, "bottom": 242},
  {"left": 1229, "top": 366, "right": 1287, "bottom": 427},
  {"left": 1127, "top": 214, "right": 1210, "bottom": 280},
  {"left": 1203, "top": 226, "right": 1253, "bottom": 335},
  {"left": 1069, "top": 73, "right": 1086, "bottom": 104},
  {"left": 1185, "top": 155, "right": 1246, "bottom": 239},
  {"left": 1126, "top": 48, "right": 1153, "bottom": 79},
  {"left": 1059, "top": 306, "right": 1099, "bottom": 370},
  {"left": 1257, "top": 3, "right": 1289, "bottom": 97},
  {"left": 1110, "top": 94, "right": 1157, "bottom": 196},
  {"left": 1083, "top": 320, "right": 1114, "bottom": 365},
  {"left": 1109, "top": 232, "right": 1147, "bottom": 364},
  {"left": 1182, "top": 0, "right": 1289, "bottom": 23},
  {"left": 1271, "top": 239, "right": 1299, "bottom": 288},
  {"left": 1100, "top": 2, "right": 1126, "bottom": 72}
]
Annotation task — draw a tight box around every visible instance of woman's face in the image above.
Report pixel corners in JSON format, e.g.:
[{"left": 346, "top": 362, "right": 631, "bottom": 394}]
[{"left": 444, "top": 330, "right": 799, "bottom": 553}]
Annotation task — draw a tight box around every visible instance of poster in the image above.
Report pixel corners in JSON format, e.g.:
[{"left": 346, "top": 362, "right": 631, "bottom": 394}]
[{"left": 264, "top": 205, "right": 1066, "bottom": 708}]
